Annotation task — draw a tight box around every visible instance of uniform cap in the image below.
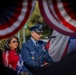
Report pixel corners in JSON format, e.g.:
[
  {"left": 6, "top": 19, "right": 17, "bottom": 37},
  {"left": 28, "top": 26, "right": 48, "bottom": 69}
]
[{"left": 29, "top": 24, "right": 43, "bottom": 33}]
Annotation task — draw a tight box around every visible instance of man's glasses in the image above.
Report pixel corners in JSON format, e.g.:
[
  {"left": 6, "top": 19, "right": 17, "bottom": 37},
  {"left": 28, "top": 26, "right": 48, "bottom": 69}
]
[{"left": 35, "top": 32, "right": 42, "bottom": 35}]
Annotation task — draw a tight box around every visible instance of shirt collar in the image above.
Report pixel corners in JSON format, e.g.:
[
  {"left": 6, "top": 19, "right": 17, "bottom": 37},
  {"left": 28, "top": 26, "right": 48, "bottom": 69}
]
[{"left": 31, "top": 37, "right": 36, "bottom": 45}]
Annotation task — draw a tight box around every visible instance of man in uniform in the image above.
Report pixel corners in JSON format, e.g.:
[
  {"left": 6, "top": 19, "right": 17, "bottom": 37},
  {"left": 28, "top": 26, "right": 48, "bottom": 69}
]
[{"left": 21, "top": 24, "right": 54, "bottom": 75}]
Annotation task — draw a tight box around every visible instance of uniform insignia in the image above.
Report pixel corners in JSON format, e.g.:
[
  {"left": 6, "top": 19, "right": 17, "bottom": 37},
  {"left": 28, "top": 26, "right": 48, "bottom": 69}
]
[
  {"left": 42, "top": 45, "right": 46, "bottom": 51},
  {"left": 31, "top": 52, "right": 35, "bottom": 55},
  {"left": 42, "top": 46, "right": 45, "bottom": 49},
  {"left": 32, "top": 56, "right": 34, "bottom": 60},
  {"left": 40, "top": 25, "right": 42, "bottom": 29},
  {"left": 31, "top": 52, "right": 35, "bottom": 60}
]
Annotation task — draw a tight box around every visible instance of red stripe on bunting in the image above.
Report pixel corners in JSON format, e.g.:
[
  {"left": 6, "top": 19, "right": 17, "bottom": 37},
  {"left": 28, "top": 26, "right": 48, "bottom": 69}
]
[
  {"left": 38, "top": 0, "right": 76, "bottom": 36},
  {"left": 62, "top": 0, "right": 76, "bottom": 21},
  {"left": 52, "top": 0, "right": 76, "bottom": 32},
  {"left": 62, "top": 41, "right": 69, "bottom": 58},
  {"left": 45, "top": 40, "right": 50, "bottom": 50}
]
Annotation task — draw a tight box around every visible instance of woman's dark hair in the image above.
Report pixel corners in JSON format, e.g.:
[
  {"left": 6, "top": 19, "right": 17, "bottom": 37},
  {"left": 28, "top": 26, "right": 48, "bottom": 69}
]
[
  {"left": 0, "top": 49, "right": 4, "bottom": 66},
  {"left": 4, "top": 35, "right": 20, "bottom": 55}
]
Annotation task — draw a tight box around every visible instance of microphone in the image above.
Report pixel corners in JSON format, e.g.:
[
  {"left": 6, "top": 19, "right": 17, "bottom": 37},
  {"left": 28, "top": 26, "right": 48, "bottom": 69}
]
[{"left": 48, "top": 36, "right": 56, "bottom": 40}]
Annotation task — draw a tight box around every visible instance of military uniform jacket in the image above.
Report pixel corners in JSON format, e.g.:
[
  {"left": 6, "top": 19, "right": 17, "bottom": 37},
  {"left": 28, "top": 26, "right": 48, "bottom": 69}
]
[{"left": 21, "top": 38, "right": 53, "bottom": 69}]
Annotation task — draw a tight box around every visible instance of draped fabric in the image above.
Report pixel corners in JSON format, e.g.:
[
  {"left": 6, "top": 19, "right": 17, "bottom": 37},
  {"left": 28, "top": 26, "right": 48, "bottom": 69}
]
[
  {"left": 48, "top": 30, "right": 70, "bottom": 62},
  {"left": 38, "top": 0, "right": 76, "bottom": 36},
  {"left": 38, "top": 0, "right": 76, "bottom": 61},
  {"left": 1, "top": 0, "right": 76, "bottom": 39},
  {"left": 0, "top": 0, "right": 36, "bottom": 39}
]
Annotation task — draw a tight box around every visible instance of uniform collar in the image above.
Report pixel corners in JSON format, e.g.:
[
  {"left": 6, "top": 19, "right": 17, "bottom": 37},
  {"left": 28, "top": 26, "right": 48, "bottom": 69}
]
[{"left": 30, "top": 37, "right": 37, "bottom": 45}]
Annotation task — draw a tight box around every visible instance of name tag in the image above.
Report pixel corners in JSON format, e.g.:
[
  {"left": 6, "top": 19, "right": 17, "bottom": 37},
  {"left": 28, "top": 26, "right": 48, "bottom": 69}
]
[{"left": 31, "top": 52, "right": 35, "bottom": 55}]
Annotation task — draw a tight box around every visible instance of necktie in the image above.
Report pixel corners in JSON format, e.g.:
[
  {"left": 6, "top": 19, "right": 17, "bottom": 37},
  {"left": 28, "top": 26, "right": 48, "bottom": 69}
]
[
  {"left": 35, "top": 42, "right": 39, "bottom": 52},
  {"left": 36, "top": 42, "right": 38, "bottom": 46},
  {"left": 35, "top": 42, "right": 39, "bottom": 48}
]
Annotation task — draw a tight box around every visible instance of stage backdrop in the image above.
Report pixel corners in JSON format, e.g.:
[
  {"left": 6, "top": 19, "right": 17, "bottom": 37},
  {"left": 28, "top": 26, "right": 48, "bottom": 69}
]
[{"left": 0, "top": 0, "right": 76, "bottom": 38}]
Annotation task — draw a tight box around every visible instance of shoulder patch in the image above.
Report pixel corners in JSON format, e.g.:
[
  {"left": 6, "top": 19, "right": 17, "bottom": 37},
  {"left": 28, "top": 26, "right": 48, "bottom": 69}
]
[
  {"left": 23, "top": 40, "right": 30, "bottom": 46},
  {"left": 26, "top": 40, "right": 30, "bottom": 43}
]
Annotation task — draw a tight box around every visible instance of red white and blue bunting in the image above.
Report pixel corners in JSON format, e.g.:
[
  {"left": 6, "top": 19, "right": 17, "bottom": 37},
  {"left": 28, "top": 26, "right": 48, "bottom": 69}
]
[
  {"left": 48, "top": 30, "right": 70, "bottom": 62},
  {"left": 38, "top": 0, "right": 76, "bottom": 36},
  {"left": 1, "top": 0, "right": 76, "bottom": 39},
  {"left": 0, "top": 0, "right": 36, "bottom": 39}
]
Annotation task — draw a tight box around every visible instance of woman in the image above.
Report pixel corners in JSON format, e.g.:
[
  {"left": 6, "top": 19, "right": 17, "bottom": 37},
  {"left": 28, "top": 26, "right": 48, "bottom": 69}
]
[
  {"left": 3, "top": 36, "right": 24, "bottom": 74},
  {"left": 0, "top": 49, "right": 18, "bottom": 75}
]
